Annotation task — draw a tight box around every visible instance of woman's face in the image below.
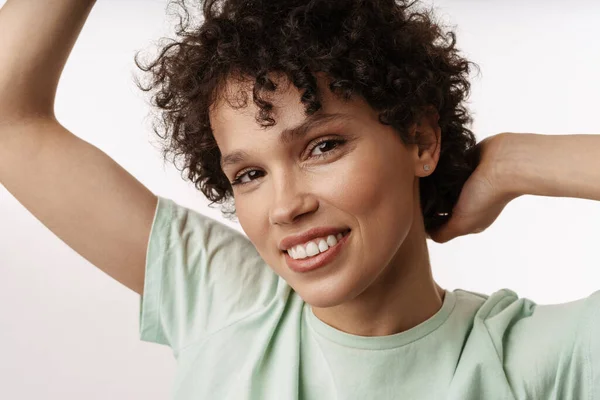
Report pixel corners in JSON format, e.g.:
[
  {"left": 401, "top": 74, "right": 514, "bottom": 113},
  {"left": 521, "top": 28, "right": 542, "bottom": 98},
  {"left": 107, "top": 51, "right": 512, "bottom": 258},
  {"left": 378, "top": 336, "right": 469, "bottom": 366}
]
[{"left": 210, "top": 74, "right": 438, "bottom": 308}]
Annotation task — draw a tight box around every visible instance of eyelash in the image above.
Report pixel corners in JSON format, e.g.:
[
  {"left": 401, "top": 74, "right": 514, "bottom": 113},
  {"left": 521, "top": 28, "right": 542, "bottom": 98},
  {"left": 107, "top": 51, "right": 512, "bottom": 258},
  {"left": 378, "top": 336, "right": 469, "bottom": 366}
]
[{"left": 230, "top": 137, "right": 347, "bottom": 187}]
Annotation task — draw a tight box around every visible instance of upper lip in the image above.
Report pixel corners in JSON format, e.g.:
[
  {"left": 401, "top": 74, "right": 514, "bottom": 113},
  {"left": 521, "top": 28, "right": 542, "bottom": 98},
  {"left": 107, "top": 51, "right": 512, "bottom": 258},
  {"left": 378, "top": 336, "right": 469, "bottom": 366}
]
[{"left": 279, "top": 226, "right": 349, "bottom": 251}]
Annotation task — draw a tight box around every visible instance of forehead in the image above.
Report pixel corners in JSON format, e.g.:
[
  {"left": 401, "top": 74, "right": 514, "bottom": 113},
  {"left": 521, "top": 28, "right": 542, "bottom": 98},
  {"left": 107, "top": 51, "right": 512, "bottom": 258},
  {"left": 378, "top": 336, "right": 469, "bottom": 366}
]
[
  {"left": 209, "top": 73, "right": 376, "bottom": 151},
  {"left": 210, "top": 75, "right": 306, "bottom": 143}
]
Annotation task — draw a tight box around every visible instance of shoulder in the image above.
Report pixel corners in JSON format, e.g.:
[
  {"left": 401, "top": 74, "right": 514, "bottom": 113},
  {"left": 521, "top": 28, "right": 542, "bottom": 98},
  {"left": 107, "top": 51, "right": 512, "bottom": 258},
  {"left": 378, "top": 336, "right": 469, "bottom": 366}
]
[
  {"left": 470, "top": 288, "right": 599, "bottom": 349},
  {"left": 462, "top": 287, "right": 600, "bottom": 397},
  {"left": 462, "top": 287, "right": 599, "bottom": 356}
]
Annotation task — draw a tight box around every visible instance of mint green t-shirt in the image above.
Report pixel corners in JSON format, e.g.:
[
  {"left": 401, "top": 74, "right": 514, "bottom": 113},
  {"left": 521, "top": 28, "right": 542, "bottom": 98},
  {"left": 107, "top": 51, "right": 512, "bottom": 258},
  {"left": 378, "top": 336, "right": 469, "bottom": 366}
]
[{"left": 139, "top": 196, "right": 600, "bottom": 399}]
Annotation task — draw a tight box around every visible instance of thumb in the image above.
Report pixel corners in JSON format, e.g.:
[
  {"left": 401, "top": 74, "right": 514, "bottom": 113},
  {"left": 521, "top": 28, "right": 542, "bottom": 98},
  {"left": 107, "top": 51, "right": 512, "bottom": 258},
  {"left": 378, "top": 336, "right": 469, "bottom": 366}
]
[
  {"left": 429, "top": 225, "right": 455, "bottom": 243},
  {"left": 429, "top": 217, "right": 463, "bottom": 243}
]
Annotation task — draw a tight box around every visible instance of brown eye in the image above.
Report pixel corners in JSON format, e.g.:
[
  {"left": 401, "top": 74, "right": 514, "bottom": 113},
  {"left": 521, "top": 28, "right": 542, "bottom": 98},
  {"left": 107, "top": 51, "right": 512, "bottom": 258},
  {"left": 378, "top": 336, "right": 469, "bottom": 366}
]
[
  {"left": 231, "top": 169, "right": 264, "bottom": 186},
  {"left": 309, "top": 138, "right": 345, "bottom": 158},
  {"left": 231, "top": 138, "right": 347, "bottom": 187}
]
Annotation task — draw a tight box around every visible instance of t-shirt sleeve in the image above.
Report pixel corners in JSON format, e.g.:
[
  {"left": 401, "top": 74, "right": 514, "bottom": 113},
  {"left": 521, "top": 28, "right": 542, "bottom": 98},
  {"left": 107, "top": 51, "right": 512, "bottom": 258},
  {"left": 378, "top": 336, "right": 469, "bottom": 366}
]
[
  {"left": 139, "top": 195, "right": 281, "bottom": 351},
  {"left": 491, "top": 289, "right": 600, "bottom": 398},
  {"left": 585, "top": 289, "right": 600, "bottom": 398}
]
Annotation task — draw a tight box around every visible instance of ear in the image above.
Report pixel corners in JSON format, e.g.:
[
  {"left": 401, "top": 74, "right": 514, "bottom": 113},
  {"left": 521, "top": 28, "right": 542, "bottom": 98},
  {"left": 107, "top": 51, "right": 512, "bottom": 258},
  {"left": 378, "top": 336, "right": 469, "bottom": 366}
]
[{"left": 410, "top": 106, "right": 441, "bottom": 177}]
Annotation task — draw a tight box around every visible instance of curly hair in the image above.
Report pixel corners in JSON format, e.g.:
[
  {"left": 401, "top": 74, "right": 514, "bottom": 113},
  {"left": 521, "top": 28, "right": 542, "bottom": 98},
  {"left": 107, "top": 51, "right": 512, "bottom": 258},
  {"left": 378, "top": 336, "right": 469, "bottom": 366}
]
[{"left": 134, "top": 0, "right": 481, "bottom": 234}]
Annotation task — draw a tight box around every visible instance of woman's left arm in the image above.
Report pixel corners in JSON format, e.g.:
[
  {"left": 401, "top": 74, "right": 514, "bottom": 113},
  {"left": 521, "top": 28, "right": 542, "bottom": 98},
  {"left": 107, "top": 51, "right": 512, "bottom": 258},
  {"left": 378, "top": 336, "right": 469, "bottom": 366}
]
[
  {"left": 429, "top": 133, "right": 600, "bottom": 243},
  {"left": 496, "top": 133, "right": 600, "bottom": 202}
]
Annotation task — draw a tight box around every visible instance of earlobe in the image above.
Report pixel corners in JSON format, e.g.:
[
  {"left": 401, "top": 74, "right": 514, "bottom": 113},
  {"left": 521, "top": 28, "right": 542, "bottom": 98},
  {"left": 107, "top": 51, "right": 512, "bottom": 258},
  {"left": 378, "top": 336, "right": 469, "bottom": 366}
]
[
  {"left": 421, "top": 108, "right": 442, "bottom": 173},
  {"left": 410, "top": 106, "right": 441, "bottom": 176},
  {"left": 419, "top": 141, "right": 440, "bottom": 176}
]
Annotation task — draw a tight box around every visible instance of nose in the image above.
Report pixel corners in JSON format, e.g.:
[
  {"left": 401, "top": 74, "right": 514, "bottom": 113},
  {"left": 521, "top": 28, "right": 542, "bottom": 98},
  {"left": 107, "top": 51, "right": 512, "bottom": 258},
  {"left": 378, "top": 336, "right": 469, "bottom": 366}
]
[{"left": 268, "top": 172, "right": 319, "bottom": 226}]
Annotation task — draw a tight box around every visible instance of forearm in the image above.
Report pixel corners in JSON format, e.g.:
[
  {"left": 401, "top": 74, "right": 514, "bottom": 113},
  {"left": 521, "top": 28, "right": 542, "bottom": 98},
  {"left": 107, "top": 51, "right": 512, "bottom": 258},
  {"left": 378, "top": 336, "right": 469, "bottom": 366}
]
[
  {"left": 497, "top": 133, "right": 600, "bottom": 201},
  {"left": 0, "top": 0, "right": 96, "bottom": 119}
]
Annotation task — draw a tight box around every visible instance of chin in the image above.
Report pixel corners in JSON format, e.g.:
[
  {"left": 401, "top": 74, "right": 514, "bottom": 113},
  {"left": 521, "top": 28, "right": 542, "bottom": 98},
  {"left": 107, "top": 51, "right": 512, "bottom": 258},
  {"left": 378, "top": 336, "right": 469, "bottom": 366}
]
[{"left": 293, "top": 284, "right": 354, "bottom": 309}]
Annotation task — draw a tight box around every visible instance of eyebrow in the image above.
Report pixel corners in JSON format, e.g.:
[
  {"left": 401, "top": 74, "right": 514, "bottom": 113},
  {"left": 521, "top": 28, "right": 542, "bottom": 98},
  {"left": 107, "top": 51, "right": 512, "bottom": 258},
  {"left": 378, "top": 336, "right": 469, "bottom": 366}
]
[{"left": 220, "top": 112, "right": 351, "bottom": 171}]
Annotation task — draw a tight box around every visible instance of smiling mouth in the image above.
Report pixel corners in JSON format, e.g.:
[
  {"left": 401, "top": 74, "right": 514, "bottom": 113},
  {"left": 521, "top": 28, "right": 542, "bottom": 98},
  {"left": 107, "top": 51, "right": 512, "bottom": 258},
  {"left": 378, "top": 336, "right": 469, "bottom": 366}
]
[
  {"left": 282, "top": 229, "right": 351, "bottom": 258},
  {"left": 283, "top": 229, "right": 352, "bottom": 273}
]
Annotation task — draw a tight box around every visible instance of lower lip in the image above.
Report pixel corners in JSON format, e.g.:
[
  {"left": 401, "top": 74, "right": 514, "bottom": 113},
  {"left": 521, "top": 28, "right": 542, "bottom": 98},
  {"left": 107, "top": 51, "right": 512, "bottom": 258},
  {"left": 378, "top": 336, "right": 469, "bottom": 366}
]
[{"left": 284, "top": 231, "right": 351, "bottom": 273}]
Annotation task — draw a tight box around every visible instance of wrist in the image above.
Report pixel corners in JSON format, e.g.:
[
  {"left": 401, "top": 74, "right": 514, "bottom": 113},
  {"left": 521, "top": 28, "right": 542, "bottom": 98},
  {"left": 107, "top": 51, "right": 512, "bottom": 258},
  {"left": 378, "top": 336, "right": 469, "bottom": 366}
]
[
  {"left": 488, "top": 132, "right": 600, "bottom": 201},
  {"left": 488, "top": 132, "right": 529, "bottom": 199}
]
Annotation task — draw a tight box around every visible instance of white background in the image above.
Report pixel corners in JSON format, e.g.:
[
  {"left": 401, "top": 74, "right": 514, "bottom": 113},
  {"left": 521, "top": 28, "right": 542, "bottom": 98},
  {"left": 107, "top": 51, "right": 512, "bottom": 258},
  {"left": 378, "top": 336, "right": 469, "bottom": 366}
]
[{"left": 1, "top": 0, "right": 599, "bottom": 398}]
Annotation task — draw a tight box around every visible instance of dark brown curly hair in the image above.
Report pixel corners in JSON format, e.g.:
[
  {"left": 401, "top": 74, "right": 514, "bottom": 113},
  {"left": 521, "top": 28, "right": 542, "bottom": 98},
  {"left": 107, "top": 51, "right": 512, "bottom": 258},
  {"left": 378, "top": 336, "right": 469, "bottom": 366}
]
[{"left": 134, "top": 0, "right": 481, "bottom": 234}]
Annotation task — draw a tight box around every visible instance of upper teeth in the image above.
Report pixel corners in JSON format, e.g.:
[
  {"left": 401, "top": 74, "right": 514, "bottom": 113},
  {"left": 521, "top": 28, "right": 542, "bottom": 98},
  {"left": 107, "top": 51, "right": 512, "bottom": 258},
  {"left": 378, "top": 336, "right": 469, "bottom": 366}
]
[{"left": 287, "top": 232, "right": 345, "bottom": 259}]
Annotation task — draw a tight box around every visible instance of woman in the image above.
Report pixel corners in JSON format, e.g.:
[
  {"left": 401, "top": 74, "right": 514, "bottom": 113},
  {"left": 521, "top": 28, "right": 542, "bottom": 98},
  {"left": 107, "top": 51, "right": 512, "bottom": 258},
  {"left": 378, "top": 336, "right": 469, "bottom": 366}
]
[{"left": 0, "top": 0, "right": 598, "bottom": 399}]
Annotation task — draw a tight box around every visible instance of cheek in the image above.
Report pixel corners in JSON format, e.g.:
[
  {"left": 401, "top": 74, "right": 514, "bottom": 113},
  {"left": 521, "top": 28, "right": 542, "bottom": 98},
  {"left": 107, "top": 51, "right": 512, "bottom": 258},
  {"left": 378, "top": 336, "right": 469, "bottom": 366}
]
[
  {"left": 320, "top": 143, "right": 413, "bottom": 214},
  {"left": 236, "top": 202, "right": 271, "bottom": 256},
  {"left": 324, "top": 141, "right": 415, "bottom": 260}
]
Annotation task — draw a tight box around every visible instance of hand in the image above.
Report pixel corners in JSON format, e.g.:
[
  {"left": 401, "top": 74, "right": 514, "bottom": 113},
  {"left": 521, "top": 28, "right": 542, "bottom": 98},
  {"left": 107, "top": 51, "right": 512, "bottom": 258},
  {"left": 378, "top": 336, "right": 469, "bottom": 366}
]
[{"left": 428, "top": 133, "right": 520, "bottom": 244}]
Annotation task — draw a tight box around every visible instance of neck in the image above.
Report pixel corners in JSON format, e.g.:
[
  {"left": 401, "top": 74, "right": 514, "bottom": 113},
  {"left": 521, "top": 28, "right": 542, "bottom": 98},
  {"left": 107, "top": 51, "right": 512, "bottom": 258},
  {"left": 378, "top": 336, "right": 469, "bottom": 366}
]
[{"left": 311, "top": 220, "right": 444, "bottom": 337}]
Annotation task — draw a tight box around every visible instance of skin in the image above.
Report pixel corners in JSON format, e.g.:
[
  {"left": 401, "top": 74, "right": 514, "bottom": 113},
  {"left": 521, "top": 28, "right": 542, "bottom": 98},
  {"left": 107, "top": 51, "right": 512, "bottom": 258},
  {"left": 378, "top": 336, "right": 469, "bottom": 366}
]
[{"left": 210, "top": 73, "right": 446, "bottom": 337}]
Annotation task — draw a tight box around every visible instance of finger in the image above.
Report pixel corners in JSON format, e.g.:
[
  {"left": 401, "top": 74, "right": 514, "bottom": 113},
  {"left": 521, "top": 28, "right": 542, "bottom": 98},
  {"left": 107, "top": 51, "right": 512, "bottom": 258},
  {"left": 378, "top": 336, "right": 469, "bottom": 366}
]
[
  {"left": 429, "top": 225, "right": 456, "bottom": 243},
  {"left": 430, "top": 215, "right": 469, "bottom": 243}
]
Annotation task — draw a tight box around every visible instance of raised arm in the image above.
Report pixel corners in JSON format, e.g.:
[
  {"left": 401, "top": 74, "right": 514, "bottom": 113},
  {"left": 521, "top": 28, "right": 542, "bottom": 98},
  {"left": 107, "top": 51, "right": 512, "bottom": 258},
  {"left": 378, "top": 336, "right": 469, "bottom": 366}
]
[
  {"left": 0, "top": 0, "right": 157, "bottom": 295},
  {"left": 428, "top": 132, "right": 600, "bottom": 243},
  {"left": 495, "top": 133, "right": 600, "bottom": 202}
]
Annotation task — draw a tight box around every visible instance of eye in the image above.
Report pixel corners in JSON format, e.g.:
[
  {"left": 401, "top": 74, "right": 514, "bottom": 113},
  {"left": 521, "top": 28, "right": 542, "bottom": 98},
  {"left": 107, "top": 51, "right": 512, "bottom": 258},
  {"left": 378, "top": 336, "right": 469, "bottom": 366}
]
[
  {"left": 231, "top": 169, "right": 265, "bottom": 186},
  {"left": 230, "top": 137, "right": 347, "bottom": 187},
  {"left": 310, "top": 138, "right": 342, "bottom": 157}
]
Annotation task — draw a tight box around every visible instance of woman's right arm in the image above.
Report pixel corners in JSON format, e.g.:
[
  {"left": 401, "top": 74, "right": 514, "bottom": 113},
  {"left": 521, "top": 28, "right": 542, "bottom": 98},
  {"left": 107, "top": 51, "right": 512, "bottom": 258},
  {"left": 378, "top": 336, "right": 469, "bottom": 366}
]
[{"left": 0, "top": 0, "right": 158, "bottom": 295}]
